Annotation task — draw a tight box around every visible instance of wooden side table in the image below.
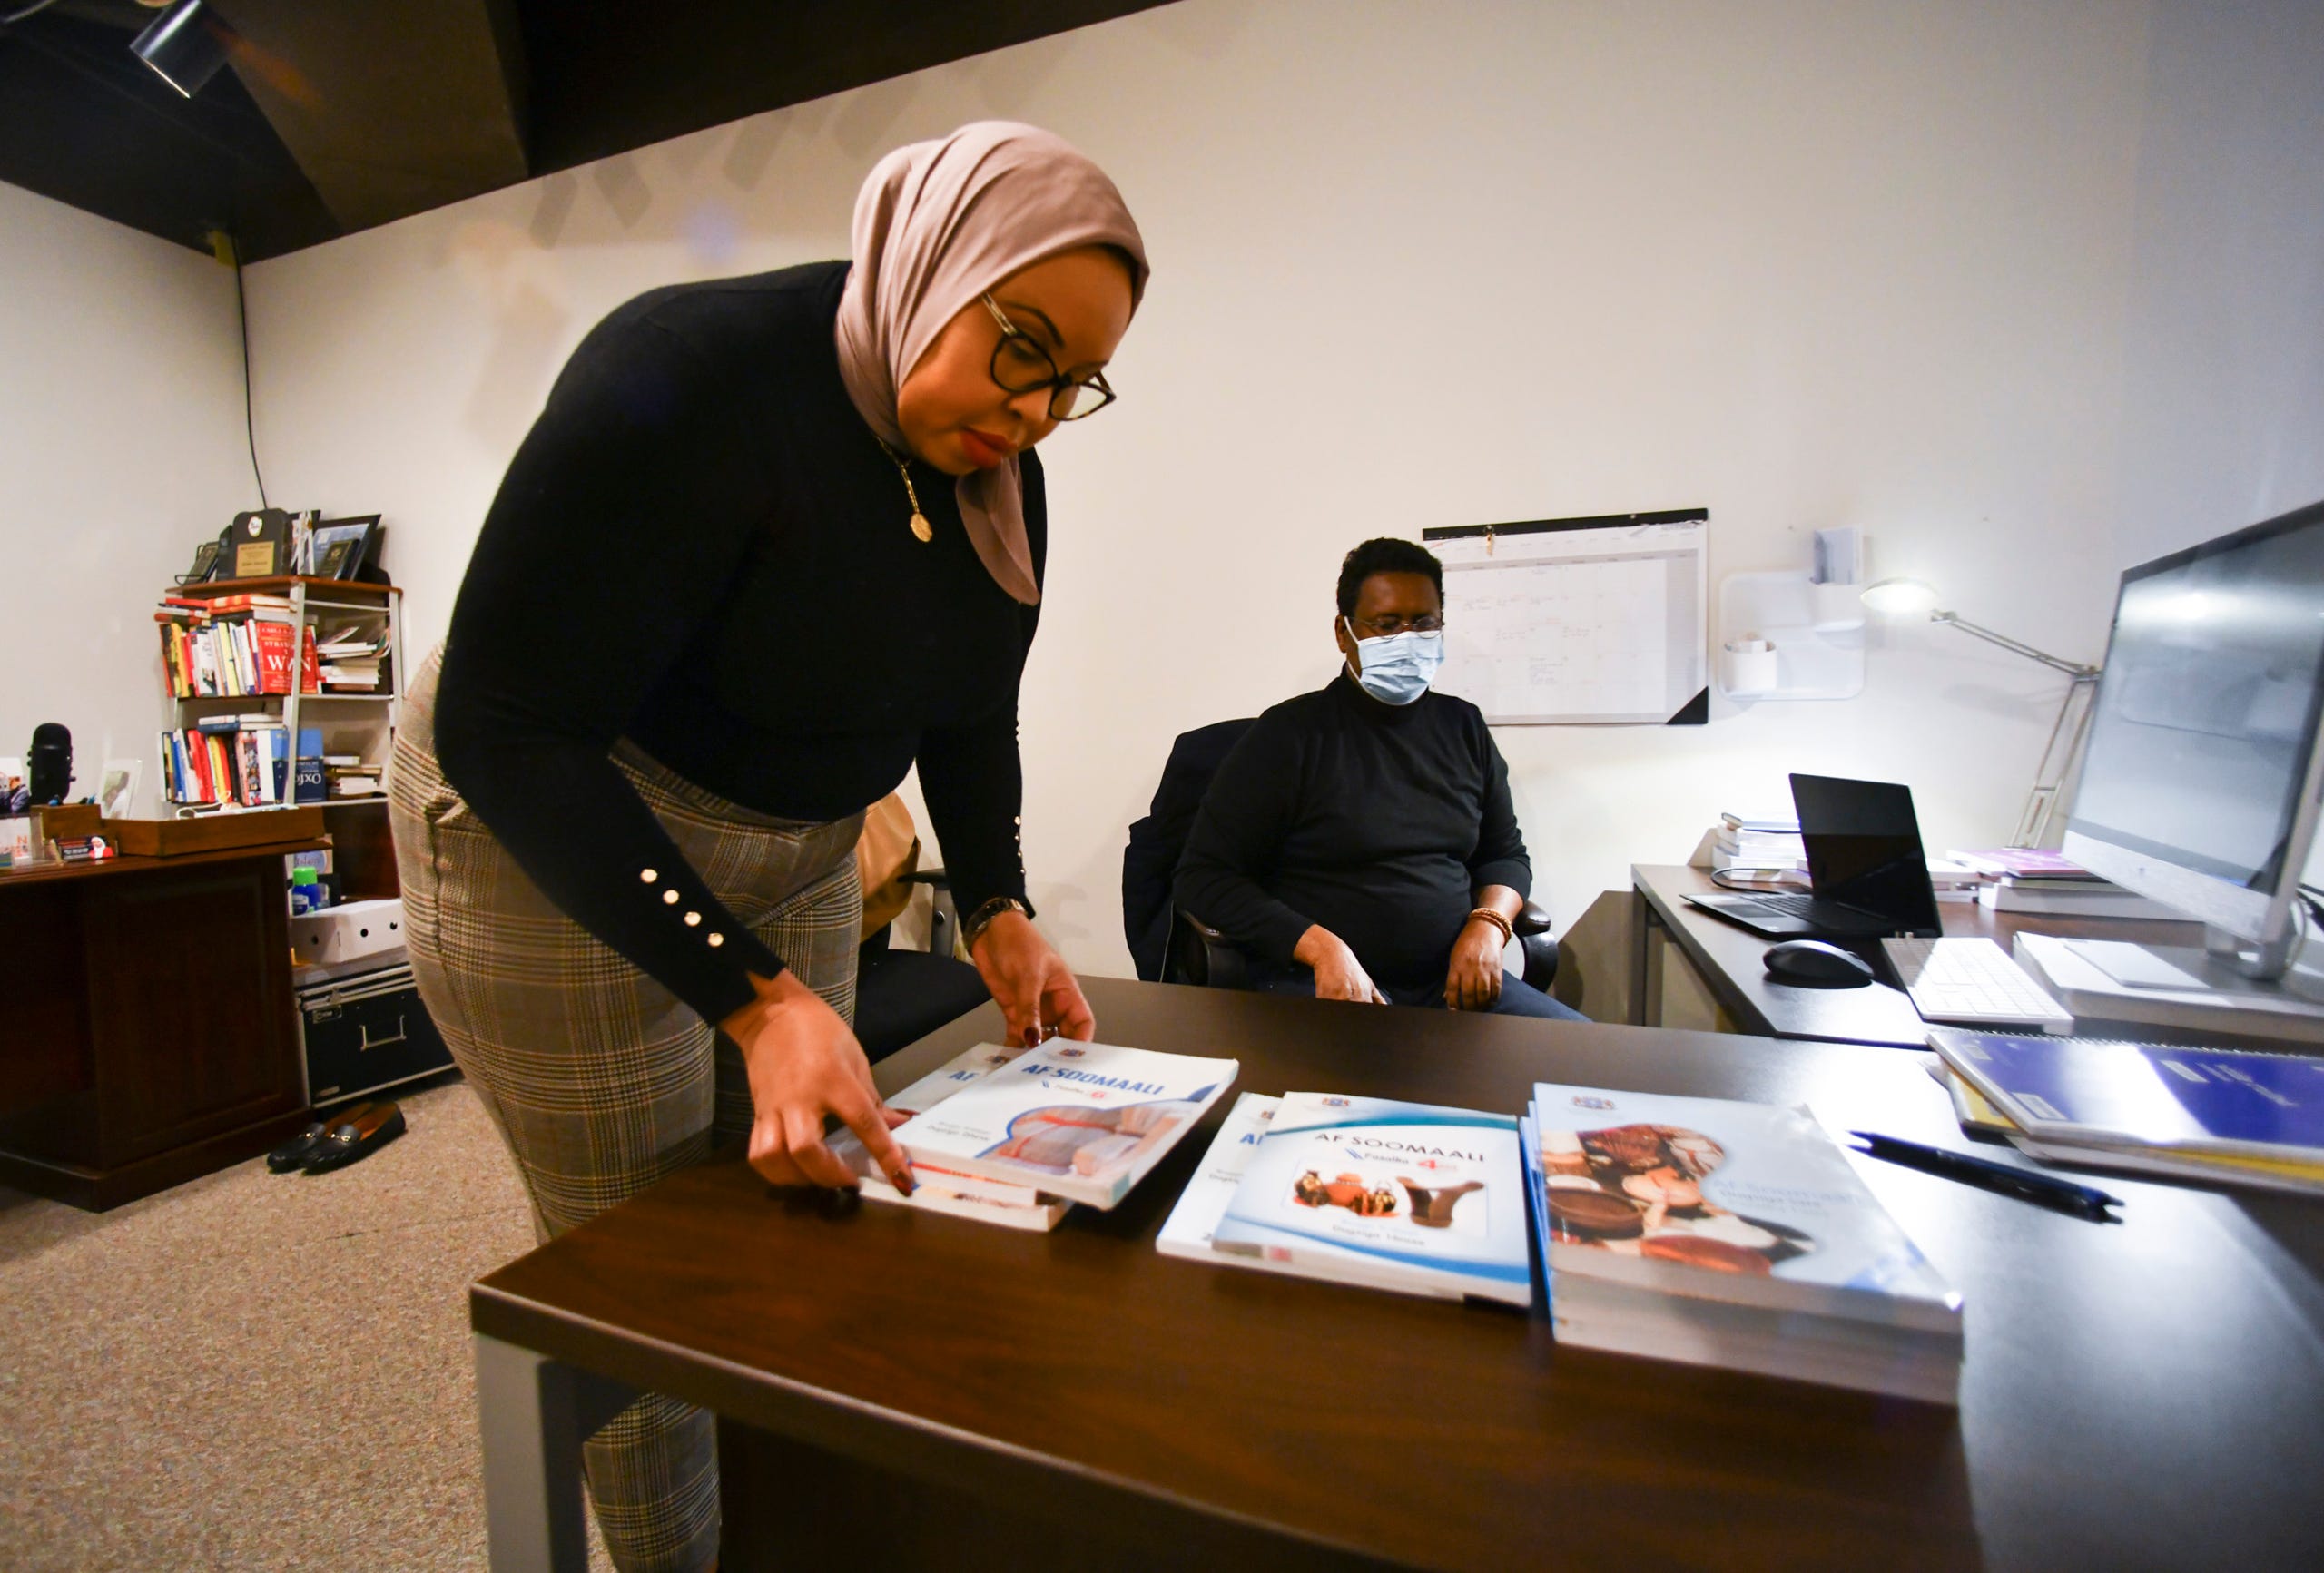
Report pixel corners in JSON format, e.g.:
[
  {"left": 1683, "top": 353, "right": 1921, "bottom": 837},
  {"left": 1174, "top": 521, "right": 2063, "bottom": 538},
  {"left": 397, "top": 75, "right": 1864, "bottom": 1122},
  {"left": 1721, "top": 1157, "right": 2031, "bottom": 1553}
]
[{"left": 0, "top": 841, "right": 320, "bottom": 1208}]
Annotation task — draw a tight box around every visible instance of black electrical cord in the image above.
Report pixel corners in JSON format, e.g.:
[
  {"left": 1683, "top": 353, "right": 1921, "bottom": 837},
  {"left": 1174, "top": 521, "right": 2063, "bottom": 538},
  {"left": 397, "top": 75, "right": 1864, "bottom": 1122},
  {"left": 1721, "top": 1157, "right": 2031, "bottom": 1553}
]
[
  {"left": 0, "top": 1, "right": 68, "bottom": 25},
  {"left": 231, "top": 239, "right": 269, "bottom": 509}
]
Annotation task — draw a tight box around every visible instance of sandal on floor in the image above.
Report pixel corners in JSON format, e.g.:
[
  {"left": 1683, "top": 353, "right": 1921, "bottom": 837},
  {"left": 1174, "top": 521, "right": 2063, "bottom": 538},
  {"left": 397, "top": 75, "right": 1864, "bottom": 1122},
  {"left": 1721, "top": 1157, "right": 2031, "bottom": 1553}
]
[
  {"left": 302, "top": 1101, "right": 407, "bottom": 1175},
  {"left": 268, "top": 1103, "right": 373, "bottom": 1173}
]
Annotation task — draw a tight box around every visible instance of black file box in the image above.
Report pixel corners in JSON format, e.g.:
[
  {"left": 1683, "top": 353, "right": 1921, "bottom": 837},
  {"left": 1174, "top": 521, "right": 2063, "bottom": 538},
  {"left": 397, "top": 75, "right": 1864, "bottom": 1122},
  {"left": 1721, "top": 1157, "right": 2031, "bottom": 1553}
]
[{"left": 295, "top": 957, "right": 455, "bottom": 1106}]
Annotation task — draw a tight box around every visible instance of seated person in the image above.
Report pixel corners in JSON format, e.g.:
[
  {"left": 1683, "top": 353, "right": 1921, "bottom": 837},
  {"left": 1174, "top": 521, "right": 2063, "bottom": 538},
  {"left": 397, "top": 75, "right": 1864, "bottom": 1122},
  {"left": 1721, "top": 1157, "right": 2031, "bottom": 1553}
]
[{"left": 1174, "top": 537, "right": 1584, "bottom": 1020}]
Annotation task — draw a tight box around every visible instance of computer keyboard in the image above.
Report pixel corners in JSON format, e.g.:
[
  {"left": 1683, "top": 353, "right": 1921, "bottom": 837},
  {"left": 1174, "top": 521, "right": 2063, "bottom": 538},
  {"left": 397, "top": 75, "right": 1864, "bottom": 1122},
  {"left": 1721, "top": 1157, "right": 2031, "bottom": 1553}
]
[
  {"left": 1738, "top": 893, "right": 1818, "bottom": 918},
  {"left": 1881, "top": 937, "right": 2073, "bottom": 1031}
]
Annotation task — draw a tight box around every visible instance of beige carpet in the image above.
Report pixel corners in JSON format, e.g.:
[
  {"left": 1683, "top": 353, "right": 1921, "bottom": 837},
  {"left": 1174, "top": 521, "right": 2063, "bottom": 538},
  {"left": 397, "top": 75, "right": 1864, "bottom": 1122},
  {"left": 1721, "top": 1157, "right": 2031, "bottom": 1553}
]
[{"left": 0, "top": 1077, "right": 615, "bottom": 1572}]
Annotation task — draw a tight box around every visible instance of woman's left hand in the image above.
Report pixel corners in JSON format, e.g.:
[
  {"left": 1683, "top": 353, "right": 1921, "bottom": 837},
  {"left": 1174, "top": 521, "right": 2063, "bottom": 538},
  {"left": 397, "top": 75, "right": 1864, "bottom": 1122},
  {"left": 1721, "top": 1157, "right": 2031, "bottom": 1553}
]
[
  {"left": 970, "top": 910, "right": 1097, "bottom": 1047},
  {"left": 1443, "top": 918, "right": 1507, "bottom": 1012}
]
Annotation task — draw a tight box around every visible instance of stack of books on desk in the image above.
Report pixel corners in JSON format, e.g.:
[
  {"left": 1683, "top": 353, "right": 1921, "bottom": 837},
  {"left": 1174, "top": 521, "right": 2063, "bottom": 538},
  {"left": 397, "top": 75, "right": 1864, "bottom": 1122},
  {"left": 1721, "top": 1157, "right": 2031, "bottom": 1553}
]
[
  {"left": 1930, "top": 1028, "right": 2324, "bottom": 1196},
  {"left": 1519, "top": 1083, "right": 1963, "bottom": 1404},
  {"left": 1703, "top": 811, "right": 1805, "bottom": 875},
  {"left": 836, "top": 1040, "right": 1237, "bottom": 1230},
  {"left": 1158, "top": 1092, "right": 1533, "bottom": 1305}
]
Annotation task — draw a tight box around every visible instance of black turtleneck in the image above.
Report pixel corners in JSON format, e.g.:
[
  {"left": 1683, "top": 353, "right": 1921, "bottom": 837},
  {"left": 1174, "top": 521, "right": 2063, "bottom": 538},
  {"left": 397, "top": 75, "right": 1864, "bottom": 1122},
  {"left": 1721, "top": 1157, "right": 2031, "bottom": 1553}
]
[
  {"left": 431, "top": 261, "right": 1039, "bottom": 1027},
  {"left": 1171, "top": 673, "right": 1531, "bottom": 991}
]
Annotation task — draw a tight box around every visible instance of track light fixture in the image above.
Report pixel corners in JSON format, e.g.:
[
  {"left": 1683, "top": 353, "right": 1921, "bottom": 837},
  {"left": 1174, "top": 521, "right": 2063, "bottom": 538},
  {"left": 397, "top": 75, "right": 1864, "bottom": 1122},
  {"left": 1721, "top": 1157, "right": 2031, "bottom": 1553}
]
[{"left": 131, "top": 0, "right": 232, "bottom": 99}]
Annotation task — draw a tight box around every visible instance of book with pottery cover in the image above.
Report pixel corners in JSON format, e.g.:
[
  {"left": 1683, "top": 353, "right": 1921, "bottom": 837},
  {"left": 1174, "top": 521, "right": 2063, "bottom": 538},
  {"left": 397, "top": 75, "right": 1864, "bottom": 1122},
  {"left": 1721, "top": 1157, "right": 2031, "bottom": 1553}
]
[
  {"left": 1206, "top": 1093, "right": 1531, "bottom": 1307},
  {"left": 888, "top": 1040, "right": 1237, "bottom": 1209},
  {"left": 1528, "top": 1083, "right": 1959, "bottom": 1334},
  {"left": 1527, "top": 1083, "right": 1962, "bottom": 1402}
]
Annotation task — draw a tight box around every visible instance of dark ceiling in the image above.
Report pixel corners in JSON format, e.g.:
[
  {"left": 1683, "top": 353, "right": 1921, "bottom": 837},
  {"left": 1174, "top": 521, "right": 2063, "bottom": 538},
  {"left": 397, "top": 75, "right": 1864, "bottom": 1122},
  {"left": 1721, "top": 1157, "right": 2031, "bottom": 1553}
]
[{"left": 0, "top": 0, "right": 1170, "bottom": 262}]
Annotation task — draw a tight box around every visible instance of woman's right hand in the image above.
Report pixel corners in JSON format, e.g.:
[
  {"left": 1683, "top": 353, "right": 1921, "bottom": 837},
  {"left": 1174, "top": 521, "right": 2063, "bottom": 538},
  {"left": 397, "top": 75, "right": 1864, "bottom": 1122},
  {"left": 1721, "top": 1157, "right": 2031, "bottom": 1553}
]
[
  {"left": 720, "top": 970, "right": 914, "bottom": 1192},
  {"left": 1294, "top": 925, "right": 1387, "bottom": 1005}
]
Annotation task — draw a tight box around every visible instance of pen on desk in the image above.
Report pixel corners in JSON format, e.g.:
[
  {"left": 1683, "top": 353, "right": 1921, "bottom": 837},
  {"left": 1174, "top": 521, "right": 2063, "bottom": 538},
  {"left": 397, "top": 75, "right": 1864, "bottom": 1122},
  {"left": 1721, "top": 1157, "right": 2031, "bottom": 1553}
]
[{"left": 1847, "top": 1130, "right": 2123, "bottom": 1220}]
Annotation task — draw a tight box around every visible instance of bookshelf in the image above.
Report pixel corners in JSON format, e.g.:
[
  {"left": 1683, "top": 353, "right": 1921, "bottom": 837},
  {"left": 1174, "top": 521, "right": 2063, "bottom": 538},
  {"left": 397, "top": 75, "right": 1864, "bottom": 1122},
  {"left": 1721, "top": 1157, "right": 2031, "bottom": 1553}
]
[{"left": 156, "top": 575, "right": 405, "bottom": 897}]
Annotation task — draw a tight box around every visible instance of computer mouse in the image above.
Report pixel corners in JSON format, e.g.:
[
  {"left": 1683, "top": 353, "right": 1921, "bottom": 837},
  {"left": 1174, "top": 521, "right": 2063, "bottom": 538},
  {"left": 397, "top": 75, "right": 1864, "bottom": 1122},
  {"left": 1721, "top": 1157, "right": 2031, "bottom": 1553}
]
[{"left": 1762, "top": 939, "right": 1876, "bottom": 988}]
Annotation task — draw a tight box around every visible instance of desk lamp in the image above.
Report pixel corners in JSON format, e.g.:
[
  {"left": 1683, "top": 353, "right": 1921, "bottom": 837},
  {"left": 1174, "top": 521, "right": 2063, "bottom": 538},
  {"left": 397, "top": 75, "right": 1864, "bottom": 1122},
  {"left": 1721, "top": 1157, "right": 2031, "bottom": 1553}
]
[{"left": 1859, "top": 577, "right": 2101, "bottom": 848}]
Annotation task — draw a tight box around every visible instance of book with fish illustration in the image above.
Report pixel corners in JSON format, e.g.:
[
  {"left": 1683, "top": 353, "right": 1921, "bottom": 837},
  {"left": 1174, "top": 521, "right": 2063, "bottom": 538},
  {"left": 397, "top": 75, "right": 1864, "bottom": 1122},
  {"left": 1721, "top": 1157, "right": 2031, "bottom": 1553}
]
[
  {"left": 889, "top": 1040, "right": 1237, "bottom": 1209},
  {"left": 1206, "top": 1093, "right": 1531, "bottom": 1307}
]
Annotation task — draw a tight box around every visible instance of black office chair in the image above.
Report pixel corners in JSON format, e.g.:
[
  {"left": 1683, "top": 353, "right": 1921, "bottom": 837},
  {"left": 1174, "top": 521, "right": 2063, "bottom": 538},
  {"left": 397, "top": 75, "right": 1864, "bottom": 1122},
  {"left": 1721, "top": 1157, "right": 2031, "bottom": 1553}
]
[
  {"left": 853, "top": 867, "right": 990, "bottom": 1064},
  {"left": 1122, "top": 718, "right": 1559, "bottom": 993},
  {"left": 1124, "top": 717, "right": 1256, "bottom": 980}
]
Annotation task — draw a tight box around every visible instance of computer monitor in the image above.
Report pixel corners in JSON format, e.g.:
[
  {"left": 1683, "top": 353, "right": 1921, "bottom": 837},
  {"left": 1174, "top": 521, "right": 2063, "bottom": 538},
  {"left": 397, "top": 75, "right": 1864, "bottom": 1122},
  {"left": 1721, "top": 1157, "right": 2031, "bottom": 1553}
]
[{"left": 2063, "top": 496, "right": 2324, "bottom": 978}]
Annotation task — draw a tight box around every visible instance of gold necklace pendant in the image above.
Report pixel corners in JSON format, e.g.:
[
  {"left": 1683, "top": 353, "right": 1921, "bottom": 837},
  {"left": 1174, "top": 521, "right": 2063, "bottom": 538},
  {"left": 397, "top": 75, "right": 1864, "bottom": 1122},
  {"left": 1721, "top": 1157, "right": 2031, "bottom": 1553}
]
[{"left": 883, "top": 443, "right": 933, "bottom": 545}]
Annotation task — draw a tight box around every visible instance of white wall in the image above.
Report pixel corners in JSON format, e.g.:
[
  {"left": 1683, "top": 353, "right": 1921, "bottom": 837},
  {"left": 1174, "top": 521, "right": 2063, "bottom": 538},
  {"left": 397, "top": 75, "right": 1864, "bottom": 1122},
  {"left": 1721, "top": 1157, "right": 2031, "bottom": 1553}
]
[
  {"left": 244, "top": 0, "right": 2324, "bottom": 979},
  {"left": 2112, "top": 0, "right": 2324, "bottom": 566},
  {"left": 0, "top": 182, "right": 252, "bottom": 817}
]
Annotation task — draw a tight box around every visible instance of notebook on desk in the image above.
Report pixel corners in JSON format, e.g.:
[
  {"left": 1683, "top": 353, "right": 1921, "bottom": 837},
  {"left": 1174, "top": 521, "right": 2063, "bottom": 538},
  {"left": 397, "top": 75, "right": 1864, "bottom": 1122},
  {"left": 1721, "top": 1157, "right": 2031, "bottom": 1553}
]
[{"left": 1685, "top": 774, "right": 1944, "bottom": 940}]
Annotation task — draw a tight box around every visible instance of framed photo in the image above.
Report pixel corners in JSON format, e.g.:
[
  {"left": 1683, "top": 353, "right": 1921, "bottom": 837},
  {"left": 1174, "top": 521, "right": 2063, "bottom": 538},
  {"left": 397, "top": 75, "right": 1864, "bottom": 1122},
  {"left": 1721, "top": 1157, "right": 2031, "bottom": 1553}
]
[
  {"left": 177, "top": 539, "right": 222, "bottom": 585},
  {"left": 99, "top": 759, "right": 141, "bottom": 820},
  {"left": 310, "top": 516, "right": 380, "bottom": 582}
]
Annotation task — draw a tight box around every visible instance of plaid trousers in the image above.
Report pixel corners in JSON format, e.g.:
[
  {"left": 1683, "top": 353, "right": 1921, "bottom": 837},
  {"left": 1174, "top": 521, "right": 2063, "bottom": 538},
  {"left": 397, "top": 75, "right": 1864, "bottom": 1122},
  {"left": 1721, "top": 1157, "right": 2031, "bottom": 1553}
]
[{"left": 389, "top": 648, "right": 862, "bottom": 1573}]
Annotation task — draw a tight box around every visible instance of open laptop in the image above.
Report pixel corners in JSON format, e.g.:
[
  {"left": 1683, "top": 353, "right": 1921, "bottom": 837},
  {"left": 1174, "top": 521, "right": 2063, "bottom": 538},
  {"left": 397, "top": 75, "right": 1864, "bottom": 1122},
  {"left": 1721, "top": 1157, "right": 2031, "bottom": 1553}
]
[{"left": 1685, "top": 773, "right": 1944, "bottom": 939}]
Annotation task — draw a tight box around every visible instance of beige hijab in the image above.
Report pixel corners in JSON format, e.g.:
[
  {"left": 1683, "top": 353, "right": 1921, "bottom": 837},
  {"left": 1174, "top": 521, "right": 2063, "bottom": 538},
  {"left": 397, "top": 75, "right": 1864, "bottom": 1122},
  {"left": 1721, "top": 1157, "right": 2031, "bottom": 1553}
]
[{"left": 834, "top": 122, "right": 1149, "bottom": 605}]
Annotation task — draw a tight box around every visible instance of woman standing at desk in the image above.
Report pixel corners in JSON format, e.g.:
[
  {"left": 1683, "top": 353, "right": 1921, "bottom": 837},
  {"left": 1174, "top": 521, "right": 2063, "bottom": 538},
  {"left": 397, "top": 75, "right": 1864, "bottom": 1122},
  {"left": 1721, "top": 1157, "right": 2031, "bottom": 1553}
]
[{"left": 387, "top": 123, "right": 1146, "bottom": 1572}]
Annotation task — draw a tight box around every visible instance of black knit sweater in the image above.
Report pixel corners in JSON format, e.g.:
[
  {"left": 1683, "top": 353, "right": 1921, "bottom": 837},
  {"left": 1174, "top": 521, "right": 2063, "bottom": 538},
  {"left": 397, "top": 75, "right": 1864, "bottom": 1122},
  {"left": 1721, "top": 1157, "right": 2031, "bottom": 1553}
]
[
  {"left": 1173, "top": 675, "right": 1531, "bottom": 991},
  {"left": 433, "top": 261, "right": 1037, "bottom": 1024}
]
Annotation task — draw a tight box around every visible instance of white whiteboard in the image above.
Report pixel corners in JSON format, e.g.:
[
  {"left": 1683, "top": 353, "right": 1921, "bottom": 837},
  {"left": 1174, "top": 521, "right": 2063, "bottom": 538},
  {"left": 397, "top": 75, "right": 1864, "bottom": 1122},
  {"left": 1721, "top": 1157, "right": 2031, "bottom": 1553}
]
[{"left": 1423, "top": 512, "right": 1709, "bottom": 724}]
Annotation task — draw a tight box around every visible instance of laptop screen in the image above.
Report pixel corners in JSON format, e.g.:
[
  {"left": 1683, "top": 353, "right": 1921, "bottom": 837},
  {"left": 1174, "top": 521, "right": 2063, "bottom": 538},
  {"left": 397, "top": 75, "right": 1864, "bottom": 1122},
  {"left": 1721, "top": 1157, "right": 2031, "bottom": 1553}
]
[{"left": 1791, "top": 773, "right": 1943, "bottom": 935}]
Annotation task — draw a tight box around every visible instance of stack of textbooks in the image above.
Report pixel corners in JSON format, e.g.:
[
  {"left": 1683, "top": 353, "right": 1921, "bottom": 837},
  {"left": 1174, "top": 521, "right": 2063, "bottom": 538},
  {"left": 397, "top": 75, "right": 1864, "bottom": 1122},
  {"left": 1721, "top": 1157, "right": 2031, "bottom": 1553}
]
[
  {"left": 1158, "top": 1092, "right": 1532, "bottom": 1306},
  {"left": 1519, "top": 1084, "right": 1963, "bottom": 1403},
  {"left": 1930, "top": 1028, "right": 2324, "bottom": 1194},
  {"left": 314, "top": 627, "right": 391, "bottom": 692},
  {"left": 1704, "top": 811, "right": 1805, "bottom": 875},
  {"left": 834, "top": 1040, "right": 1236, "bottom": 1230}
]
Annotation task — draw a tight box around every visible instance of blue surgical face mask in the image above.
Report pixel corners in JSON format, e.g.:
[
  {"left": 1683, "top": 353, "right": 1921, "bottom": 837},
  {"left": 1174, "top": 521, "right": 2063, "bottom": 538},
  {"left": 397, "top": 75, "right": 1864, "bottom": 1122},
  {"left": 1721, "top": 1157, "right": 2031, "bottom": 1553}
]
[{"left": 1344, "top": 618, "right": 1445, "bottom": 706}]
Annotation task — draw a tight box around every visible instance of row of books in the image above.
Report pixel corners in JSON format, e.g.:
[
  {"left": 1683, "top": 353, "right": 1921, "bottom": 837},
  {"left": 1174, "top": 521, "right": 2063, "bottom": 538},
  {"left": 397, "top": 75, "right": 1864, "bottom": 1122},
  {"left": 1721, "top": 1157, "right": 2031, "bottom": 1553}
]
[
  {"left": 161, "top": 720, "right": 332, "bottom": 808},
  {"left": 155, "top": 593, "right": 390, "bottom": 699},
  {"left": 157, "top": 596, "right": 314, "bottom": 698},
  {"left": 841, "top": 1038, "right": 1963, "bottom": 1402}
]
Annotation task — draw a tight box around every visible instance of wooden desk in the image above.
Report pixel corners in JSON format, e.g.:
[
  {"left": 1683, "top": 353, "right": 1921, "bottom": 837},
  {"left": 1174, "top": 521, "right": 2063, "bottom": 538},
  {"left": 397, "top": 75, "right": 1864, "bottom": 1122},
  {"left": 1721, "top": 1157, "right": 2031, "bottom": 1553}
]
[
  {"left": 0, "top": 841, "right": 320, "bottom": 1207},
  {"left": 470, "top": 978, "right": 2324, "bottom": 1571},
  {"left": 1629, "top": 863, "right": 2211, "bottom": 1047}
]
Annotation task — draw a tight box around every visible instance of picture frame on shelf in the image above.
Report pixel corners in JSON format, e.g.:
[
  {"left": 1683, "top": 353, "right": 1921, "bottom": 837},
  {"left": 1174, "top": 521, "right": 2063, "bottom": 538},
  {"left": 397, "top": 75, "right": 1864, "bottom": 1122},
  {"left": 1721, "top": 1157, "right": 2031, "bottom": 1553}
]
[
  {"left": 310, "top": 516, "right": 379, "bottom": 582},
  {"left": 177, "top": 539, "right": 222, "bottom": 585},
  {"left": 98, "top": 759, "right": 141, "bottom": 820}
]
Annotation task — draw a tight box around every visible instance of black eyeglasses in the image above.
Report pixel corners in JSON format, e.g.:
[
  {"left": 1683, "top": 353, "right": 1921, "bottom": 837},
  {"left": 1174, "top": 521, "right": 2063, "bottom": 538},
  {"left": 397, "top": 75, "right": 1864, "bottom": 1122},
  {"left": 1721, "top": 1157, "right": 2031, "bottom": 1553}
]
[
  {"left": 982, "top": 295, "right": 1116, "bottom": 420},
  {"left": 1349, "top": 614, "right": 1445, "bottom": 637}
]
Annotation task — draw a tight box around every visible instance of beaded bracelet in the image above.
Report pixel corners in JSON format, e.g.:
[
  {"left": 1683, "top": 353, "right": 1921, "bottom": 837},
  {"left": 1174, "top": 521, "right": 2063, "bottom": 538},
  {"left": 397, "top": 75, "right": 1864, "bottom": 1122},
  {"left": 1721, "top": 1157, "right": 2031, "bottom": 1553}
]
[{"left": 1467, "top": 907, "right": 1515, "bottom": 946}]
